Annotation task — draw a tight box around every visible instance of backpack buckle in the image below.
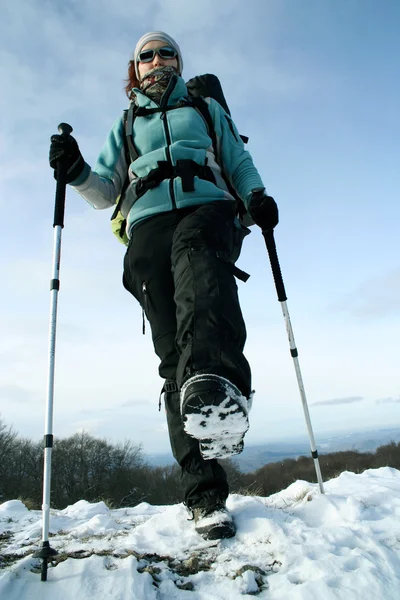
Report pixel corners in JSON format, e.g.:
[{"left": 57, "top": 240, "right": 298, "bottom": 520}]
[{"left": 164, "top": 380, "right": 178, "bottom": 393}]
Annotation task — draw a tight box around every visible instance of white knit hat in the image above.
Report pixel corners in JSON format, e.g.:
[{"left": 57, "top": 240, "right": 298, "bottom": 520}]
[{"left": 134, "top": 31, "right": 183, "bottom": 79}]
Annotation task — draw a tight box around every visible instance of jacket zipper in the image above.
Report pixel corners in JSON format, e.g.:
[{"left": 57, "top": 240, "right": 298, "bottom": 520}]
[
  {"left": 141, "top": 281, "right": 149, "bottom": 335},
  {"left": 160, "top": 112, "right": 176, "bottom": 209},
  {"left": 160, "top": 76, "right": 177, "bottom": 210}
]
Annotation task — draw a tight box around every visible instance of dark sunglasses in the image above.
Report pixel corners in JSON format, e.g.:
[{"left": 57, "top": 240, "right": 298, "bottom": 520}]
[{"left": 138, "top": 46, "right": 178, "bottom": 63}]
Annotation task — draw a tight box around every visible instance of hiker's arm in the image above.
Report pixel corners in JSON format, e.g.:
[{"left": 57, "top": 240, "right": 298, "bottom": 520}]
[
  {"left": 208, "top": 99, "right": 265, "bottom": 208},
  {"left": 70, "top": 116, "right": 127, "bottom": 210}
]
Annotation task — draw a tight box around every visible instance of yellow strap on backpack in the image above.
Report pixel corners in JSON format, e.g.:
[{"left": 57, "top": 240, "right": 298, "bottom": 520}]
[{"left": 110, "top": 196, "right": 129, "bottom": 246}]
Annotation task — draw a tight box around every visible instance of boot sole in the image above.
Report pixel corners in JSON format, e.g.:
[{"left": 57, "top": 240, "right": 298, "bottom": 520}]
[
  {"left": 180, "top": 375, "right": 249, "bottom": 459},
  {"left": 196, "top": 520, "right": 236, "bottom": 540},
  {"left": 199, "top": 435, "right": 244, "bottom": 460}
]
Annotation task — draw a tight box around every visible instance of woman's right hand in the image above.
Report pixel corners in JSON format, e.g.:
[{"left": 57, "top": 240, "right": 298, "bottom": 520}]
[
  {"left": 49, "top": 133, "right": 85, "bottom": 183},
  {"left": 248, "top": 190, "right": 279, "bottom": 232}
]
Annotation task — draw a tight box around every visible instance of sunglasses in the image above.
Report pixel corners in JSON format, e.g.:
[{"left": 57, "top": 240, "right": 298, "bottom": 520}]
[{"left": 138, "top": 46, "right": 178, "bottom": 63}]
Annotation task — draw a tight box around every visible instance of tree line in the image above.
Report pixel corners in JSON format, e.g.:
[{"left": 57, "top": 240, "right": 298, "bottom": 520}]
[{"left": 1, "top": 417, "right": 399, "bottom": 509}]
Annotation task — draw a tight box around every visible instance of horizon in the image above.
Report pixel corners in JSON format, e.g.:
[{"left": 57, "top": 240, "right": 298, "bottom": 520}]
[{"left": 2, "top": 411, "right": 398, "bottom": 457}]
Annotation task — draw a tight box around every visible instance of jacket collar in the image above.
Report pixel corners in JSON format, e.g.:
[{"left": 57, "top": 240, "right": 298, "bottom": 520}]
[{"left": 132, "top": 75, "right": 188, "bottom": 108}]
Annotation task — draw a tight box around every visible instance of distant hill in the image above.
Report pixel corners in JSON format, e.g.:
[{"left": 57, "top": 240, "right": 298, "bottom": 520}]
[{"left": 145, "top": 426, "right": 400, "bottom": 473}]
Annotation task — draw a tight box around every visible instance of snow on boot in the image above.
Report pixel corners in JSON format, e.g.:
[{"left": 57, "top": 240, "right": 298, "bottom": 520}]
[
  {"left": 199, "top": 436, "right": 244, "bottom": 460},
  {"left": 192, "top": 502, "right": 236, "bottom": 540},
  {"left": 180, "top": 374, "right": 250, "bottom": 460}
]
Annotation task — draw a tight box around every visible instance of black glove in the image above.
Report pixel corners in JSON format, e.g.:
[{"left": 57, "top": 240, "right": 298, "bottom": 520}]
[
  {"left": 248, "top": 190, "right": 279, "bottom": 231},
  {"left": 49, "top": 134, "right": 85, "bottom": 183}
]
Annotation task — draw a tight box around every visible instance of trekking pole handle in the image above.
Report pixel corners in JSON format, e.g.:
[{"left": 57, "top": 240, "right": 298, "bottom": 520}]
[
  {"left": 53, "top": 123, "right": 73, "bottom": 229},
  {"left": 262, "top": 229, "right": 287, "bottom": 302},
  {"left": 58, "top": 123, "right": 73, "bottom": 136}
]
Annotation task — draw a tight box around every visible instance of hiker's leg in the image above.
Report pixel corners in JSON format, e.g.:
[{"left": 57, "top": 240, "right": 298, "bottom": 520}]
[
  {"left": 163, "top": 387, "right": 229, "bottom": 508},
  {"left": 171, "top": 201, "right": 252, "bottom": 397},
  {"left": 123, "top": 213, "right": 179, "bottom": 381},
  {"left": 123, "top": 210, "right": 229, "bottom": 504}
]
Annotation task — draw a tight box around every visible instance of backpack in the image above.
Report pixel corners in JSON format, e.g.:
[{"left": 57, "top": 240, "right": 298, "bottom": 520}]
[{"left": 111, "top": 74, "right": 252, "bottom": 245}]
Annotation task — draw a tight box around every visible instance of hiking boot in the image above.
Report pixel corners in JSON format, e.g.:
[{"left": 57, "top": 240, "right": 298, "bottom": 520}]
[
  {"left": 192, "top": 502, "right": 236, "bottom": 540},
  {"left": 180, "top": 374, "right": 250, "bottom": 460}
]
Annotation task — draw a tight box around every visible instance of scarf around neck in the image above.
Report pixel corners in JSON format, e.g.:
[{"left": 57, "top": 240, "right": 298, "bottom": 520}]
[{"left": 139, "top": 66, "right": 177, "bottom": 103}]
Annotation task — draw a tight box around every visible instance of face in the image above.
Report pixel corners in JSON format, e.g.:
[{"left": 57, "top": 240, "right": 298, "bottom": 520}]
[{"left": 137, "top": 40, "right": 178, "bottom": 79}]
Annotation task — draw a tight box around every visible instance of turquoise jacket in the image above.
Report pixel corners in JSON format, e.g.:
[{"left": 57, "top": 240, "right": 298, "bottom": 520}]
[{"left": 71, "top": 75, "right": 265, "bottom": 238}]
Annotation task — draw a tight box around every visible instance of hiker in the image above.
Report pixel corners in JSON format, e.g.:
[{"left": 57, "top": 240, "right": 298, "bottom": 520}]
[{"left": 49, "top": 31, "right": 278, "bottom": 540}]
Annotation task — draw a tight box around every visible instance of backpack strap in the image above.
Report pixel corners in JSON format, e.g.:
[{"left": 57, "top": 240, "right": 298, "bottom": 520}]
[
  {"left": 189, "top": 96, "right": 250, "bottom": 221},
  {"left": 134, "top": 100, "right": 188, "bottom": 118},
  {"left": 189, "top": 96, "right": 218, "bottom": 153},
  {"left": 110, "top": 104, "right": 138, "bottom": 238},
  {"left": 121, "top": 99, "right": 189, "bottom": 187},
  {"left": 125, "top": 103, "right": 139, "bottom": 164}
]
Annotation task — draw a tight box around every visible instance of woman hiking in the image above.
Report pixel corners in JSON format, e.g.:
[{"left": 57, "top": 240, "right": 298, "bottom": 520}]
[{"left": 49, "top": 31, "right": 279, "bottom": 540}]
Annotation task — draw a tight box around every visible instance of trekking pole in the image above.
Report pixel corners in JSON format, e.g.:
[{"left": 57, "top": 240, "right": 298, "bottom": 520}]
[
  {"left": 262, "top": 229, "right": 325, "bottom": 494},
  {"left": 34, "top": 123, "right": 73, "bottom": 581}
]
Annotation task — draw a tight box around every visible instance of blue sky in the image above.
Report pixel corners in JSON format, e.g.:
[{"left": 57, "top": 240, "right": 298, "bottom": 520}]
[{"left": 1, "top": 0, "right": 399, "bottom": 455}]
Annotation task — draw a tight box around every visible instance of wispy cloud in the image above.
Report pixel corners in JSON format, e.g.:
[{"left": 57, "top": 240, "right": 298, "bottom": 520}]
[
  {"left": 312, "top": 396, "right": 364, "bottom": 407},
  {"left": 79, "top": 398, "right": 153, "bottom": 414},
  {"left": 0, "top": 384, "right": 38, "bottom": 404},
  {"left": 376, "top": 396, "right": 400, "bottom": 405},
  {"left": 334, "top": 268, "right": 400, "bottom": 319}
]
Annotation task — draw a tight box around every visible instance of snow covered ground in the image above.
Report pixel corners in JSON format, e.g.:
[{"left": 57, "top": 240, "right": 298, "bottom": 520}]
[{"left": 1, "top": 467, "right": 400, "bottom": 599}]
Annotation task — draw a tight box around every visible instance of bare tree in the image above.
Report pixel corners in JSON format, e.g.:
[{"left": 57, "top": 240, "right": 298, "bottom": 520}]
[{"left": 0, "top": 416, "right": 18, "bottom": 501}]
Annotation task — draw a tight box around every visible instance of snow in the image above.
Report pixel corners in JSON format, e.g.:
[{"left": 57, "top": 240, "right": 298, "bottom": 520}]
[{"left": 2, "top": 468, "right": 400, "bottom": 598}]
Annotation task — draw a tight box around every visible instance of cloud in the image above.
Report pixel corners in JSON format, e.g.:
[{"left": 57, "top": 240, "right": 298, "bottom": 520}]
[
  {"left": 334, "top": 268, "right": 400, "bottom": 319},
  {"left": 376, "top": 396, "right": 400, "bottom": 405},
  {"left": 312, "top": 396, "right": 364, "bottom": 407},
  {"left": 0, "top": 384, "right": 38, "bottom": 404},
  {"left": 119, "top": 399, "right": 153, "bottom": 409},
  {"left": 78, "top": 397, "right": 153, "bottom": 414},
  {"left": 60, "top": 411, "right": 169, "bottom": 454}
]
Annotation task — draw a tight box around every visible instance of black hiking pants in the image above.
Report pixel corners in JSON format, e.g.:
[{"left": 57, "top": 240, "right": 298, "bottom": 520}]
[{"left": 123, "top": 201, "right": 251, "bottom": 508}]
